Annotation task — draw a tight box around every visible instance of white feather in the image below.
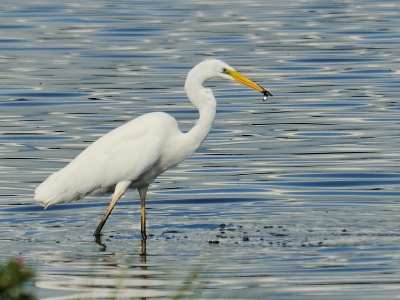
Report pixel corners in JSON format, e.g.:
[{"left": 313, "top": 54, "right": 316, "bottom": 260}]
[{"left": 35, "top": 112, "right": 183, "bottom": 207}]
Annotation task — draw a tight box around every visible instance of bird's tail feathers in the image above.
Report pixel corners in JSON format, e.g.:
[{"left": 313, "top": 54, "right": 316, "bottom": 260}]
[{"left": 34, "top": 171, "right": 83, "bottom": 208}]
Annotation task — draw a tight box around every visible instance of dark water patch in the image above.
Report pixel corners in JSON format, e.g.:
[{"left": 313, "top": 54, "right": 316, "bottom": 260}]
[
  {"left": 291, "top": 131, "right": 354, "bottom": 137},
  {"left": 93, "top": 28, "right": 168, "bottom": 38},
  {"left": 0, "top": 39, "right": 32, "bottom": 43},
  {"left": 0, "top": 100, "right": 109, "bottom": 107},
  {"left": 287, "top": 190, "right": 400, "bottom": 197},
  {"left": 288, "top": 57, "right": 385, "bottom": 64},
  {"left": 0, "top": 25, "right": 36, "bottom": 30},
  {"left": 75, "top": 54, "right": 170, "bottom": 59},
  {"left": 279, "top": 173, "right": 400, "bottom": 179},
  {"left": 0, "top": 135, "right": 72, "bottom": 141},
  {"left": 0, "top": 46, "right": 85, "bottom": 52},
  {"left": 267, "top": 179, "right": 400, "bottom": 188},
  {"left": 2, "top": 92, "right": 88, "bottom": 99},
  {"left": 157, "top": 187, "right": 270, "bottom": 195},
  {"left": 193, "top": 36, "right": 254, "bottom": 45}
]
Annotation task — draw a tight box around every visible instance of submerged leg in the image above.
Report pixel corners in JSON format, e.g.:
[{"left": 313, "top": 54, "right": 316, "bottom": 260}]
[
  {"left": 138, "top": 186, "right": 149, "bottom": 240},
  {"left": 93, "top": 181, "right": 131, "bottom": 236}
]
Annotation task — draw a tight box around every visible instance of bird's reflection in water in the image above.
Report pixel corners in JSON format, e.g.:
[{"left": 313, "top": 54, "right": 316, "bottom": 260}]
[
  {"left": 94, "top": 236, "right": 148, "bottom": 300},
  {"left": 94, "top": 235, "right": 107, "bottom": 251},
  {"left": 140, "top": 238, "right": 147, "bottom": 300},
  {"left": 140, "top": 239, "right": 147, "bottom": 279}
]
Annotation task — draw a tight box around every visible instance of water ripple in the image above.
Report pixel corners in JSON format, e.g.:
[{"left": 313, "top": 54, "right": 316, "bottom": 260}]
[{"left": 1, "top": 1, "right": 400, "bottom": 299}]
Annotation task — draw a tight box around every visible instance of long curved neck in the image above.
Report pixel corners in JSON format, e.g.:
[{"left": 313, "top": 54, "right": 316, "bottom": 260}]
[{"left": 181, "top": 77, "right": 217, "bottom": 157}]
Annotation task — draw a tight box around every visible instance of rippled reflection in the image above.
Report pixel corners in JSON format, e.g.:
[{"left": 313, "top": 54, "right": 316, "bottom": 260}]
[{"left": 1, "top": 0, "right": 400, "bottom": 299}]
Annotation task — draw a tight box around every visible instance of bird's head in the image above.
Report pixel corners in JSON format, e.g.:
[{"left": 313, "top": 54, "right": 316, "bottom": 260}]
[
  {"left": 185, "top": 59, "right": 272, "bottom": 101},
  {"left": 202, "top": 59, "right": 272, "bottom": 101}
]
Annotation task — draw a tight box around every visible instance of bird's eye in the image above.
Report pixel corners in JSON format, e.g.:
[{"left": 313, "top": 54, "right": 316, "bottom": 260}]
[{"left": 222, "top": 67, "right": 228, "bottom": 73}]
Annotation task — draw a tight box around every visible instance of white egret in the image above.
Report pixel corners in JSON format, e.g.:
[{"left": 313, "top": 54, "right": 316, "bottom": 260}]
[{"left": 35, "top": 59, "right": 272, "bottom": 239}]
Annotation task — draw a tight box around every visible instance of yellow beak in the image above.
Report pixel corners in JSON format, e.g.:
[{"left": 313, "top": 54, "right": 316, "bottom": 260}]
[{"left": 226, "top": 69, "right": 273, "bottom": 101}]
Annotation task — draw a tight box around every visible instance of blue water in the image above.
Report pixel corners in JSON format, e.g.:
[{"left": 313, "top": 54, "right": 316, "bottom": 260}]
[{"left": 1, "top": 1, "right": 400, "bottom": 299}]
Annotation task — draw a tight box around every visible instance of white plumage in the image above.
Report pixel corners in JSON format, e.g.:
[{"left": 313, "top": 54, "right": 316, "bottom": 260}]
[
  {"left": 36, "top": 112, "right": 182, "bottom": 206},
  {"left": 34, "top": 59, "right": 271, "bottom": 238}
]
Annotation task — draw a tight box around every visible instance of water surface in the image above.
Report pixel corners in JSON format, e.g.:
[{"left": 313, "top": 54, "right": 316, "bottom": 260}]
[{"left": 1, "top": 1, "right": 400, "bottom": 299}]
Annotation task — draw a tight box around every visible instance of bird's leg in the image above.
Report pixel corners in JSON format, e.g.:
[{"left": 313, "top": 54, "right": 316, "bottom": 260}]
[
  {"left": 141, "top": 239, "right": 147, "bottom": 274},
  {"left": 138, "top": 186, "right": 149, "bottom": 240},
  {"left": 93, "top": 181, "right": 130, "bottom": 236},
  {"left": 93, "top": 194, "right": 120, "bottom": 236}
]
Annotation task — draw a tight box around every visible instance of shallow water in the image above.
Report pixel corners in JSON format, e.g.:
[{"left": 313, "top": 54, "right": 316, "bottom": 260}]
[{"left": 1, "top": 1, "right": 400, "bottom": 299}]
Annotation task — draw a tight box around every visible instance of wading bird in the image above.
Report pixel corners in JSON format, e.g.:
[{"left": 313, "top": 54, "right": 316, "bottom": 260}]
[{"left": 35, "top": 59, "right": 272, "bottom": 239}]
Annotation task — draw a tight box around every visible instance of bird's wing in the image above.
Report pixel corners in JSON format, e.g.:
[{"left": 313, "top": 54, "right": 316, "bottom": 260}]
[
  {"left": 73, "top": 130, "right": 163, "bottom": 189},
  {"left": 35, "top": 120, "right": 166, "bottom": 207}
]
